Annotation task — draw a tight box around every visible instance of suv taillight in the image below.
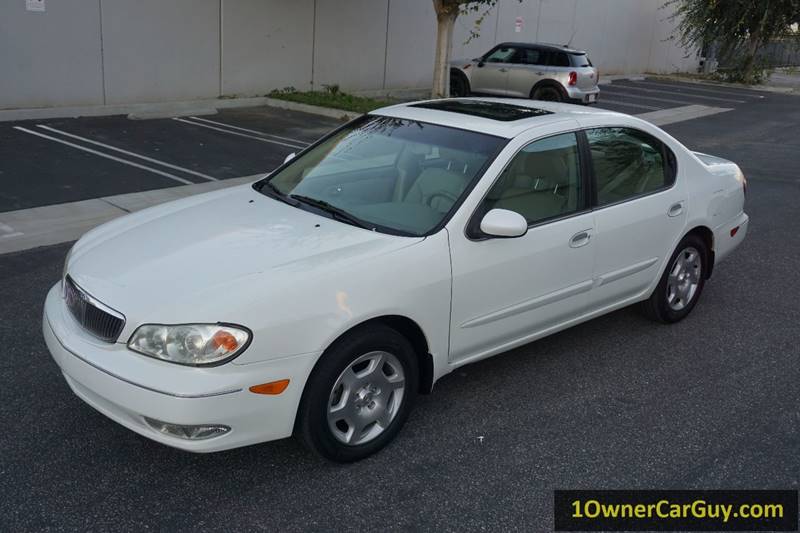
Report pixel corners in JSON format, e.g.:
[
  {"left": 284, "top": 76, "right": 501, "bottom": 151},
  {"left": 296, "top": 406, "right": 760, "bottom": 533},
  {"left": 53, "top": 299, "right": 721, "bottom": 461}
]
[{"left": 568, "top": 71, "right": 577, "bottom": 86}]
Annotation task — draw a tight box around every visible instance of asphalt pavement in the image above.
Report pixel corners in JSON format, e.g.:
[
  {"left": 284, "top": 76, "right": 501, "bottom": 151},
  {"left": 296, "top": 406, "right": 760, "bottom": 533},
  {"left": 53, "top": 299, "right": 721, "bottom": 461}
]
[{"left": 0, "top": 82, "right": 798, "bottom": 531}]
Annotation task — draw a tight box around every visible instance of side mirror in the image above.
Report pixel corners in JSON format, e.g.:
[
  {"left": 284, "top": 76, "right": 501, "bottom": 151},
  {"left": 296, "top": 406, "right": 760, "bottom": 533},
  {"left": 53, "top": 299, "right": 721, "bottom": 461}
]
[
  {"left": 479, "top": 209, "right": 528, "bottom": 238},
  {"left": 284, "top": 152, "right": 296, "bottom": 164},
  {"left": 477, "top": 61, "right": 485, "bottom": 68}
]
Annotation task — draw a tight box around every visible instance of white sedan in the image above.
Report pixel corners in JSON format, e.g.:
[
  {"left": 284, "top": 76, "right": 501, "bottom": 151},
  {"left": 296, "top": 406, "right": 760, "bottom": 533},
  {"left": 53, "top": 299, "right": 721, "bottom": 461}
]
[{"left": 43, "top": 98, "right": 748, "bottom": 462}]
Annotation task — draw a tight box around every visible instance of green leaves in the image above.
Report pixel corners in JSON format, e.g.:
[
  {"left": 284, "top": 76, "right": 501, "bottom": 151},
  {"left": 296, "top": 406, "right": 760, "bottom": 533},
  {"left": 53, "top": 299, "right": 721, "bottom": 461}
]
[{"left": 667, "top": 0, "right": 800, "bottom": 82}]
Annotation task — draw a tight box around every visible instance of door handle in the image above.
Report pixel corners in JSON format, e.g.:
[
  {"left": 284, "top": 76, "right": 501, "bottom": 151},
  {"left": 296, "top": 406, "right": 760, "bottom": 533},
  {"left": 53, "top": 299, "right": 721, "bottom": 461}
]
[
  {"left": 535, "top": 71, "right": 544, "bottom": 75},
  {"left": 569, "top": 230, "right": 592, "bottom": 248},
  {"left": 498, "top": 68, "right": 508, "bottom": 73},
  {"left": 667, "top": 202, "right": 684, "bottom": 217}
]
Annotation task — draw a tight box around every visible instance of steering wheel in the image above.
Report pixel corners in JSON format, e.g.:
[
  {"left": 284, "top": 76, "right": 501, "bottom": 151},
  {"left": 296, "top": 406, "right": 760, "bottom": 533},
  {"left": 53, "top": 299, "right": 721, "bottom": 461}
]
[{"left": 425, "top": 191, "right": 459, "bottom": 210}]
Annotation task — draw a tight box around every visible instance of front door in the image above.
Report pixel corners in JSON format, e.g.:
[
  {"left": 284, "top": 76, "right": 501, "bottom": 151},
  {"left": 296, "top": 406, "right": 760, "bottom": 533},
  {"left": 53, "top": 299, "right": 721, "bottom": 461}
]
[
  {"left": 470, "top": 45, "right": 518, "bottom": 95},
  {"left": 448, "top": 131, "right": 595, "bottom": 363}
]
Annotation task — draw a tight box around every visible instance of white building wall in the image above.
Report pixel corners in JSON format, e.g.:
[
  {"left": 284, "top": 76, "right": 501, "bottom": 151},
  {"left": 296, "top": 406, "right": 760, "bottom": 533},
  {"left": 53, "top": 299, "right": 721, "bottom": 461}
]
[{"left": 0, "top": 0, "right": 697, "bottom": 111}]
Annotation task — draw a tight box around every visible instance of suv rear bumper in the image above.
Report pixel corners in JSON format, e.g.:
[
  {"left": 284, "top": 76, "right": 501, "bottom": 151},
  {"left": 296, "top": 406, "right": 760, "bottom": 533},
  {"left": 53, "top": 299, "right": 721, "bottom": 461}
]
[{"left": 566, "top": 86, "right": 600, "bottom": 104}]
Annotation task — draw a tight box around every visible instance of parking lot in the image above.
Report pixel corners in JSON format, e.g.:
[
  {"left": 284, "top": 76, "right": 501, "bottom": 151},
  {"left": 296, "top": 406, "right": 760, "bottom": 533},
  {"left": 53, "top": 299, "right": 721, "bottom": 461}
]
[{"left": 1, "top": 80, "right": 798, "bottom": 531}]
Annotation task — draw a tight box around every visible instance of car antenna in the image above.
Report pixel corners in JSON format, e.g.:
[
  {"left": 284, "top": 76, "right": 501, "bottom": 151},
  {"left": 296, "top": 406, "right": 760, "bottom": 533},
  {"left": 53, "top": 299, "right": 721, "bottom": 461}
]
[{"left": 565, "top": 28, "right": 578, "bottom": 48}]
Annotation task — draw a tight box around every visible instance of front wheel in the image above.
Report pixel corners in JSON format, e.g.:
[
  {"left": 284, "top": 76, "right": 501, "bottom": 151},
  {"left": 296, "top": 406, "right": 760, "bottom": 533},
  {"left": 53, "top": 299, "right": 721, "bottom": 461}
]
[
  {"left": 640, "top": 234, "right": 708, "bottom": 323},
  {"left": 450, "top": 71, "right": 470, "bottom": 97},
  {"left": 295, "top": 324, "right": 418, "bottom": 462}
]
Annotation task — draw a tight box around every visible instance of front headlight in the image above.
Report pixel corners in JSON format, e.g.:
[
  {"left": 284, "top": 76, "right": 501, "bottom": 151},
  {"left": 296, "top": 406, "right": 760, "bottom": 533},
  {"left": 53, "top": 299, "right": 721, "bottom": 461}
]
[
  {"left": 61, "top": 245, "right": 74, "bottom": 293},
  {"left": 127, "top": 323, "right": 251, "bottom": 366}
]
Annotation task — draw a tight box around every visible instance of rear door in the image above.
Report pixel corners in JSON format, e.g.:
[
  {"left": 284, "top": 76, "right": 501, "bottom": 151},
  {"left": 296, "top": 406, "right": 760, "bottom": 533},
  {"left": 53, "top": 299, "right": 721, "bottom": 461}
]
[
  {"left": 582, "top": 123, "right": 686, "bottom": 311},
  {"left": 470, "top": 45, "right": 517, "bottom": 95},
  {"left": 506, "top": 47, "right": 549, "bottom": 98}
]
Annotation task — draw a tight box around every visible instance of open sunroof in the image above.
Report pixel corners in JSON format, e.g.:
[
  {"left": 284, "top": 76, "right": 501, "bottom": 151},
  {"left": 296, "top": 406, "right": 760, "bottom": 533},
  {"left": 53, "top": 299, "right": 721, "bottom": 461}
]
[{"left": 409, "top": 100, "right": 553, "bottom": 121}]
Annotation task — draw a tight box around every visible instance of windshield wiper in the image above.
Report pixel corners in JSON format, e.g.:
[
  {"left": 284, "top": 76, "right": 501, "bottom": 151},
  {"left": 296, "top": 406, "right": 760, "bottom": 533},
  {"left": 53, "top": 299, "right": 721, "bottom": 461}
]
[
  {"left": 257, "top": 180, "right": 298, "bottom": 207},
  {"left": 289, "top": 195, "right": 374, "bottom": 230}
]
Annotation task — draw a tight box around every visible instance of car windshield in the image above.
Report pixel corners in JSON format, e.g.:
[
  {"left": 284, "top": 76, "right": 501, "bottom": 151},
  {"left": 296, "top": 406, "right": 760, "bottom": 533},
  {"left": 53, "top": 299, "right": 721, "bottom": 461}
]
[{"left": 257, "top": 116, "right": 506, "bottom": 236}]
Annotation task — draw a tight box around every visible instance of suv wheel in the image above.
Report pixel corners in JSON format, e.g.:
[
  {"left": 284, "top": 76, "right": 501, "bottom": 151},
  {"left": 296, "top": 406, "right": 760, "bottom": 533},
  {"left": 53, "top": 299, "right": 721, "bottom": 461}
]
[
  {"left": 531, "top": 85, "right": 563, "bottom": 102},
  {"left": 450, "top": 71, "right": 470, "bottom": 97}
]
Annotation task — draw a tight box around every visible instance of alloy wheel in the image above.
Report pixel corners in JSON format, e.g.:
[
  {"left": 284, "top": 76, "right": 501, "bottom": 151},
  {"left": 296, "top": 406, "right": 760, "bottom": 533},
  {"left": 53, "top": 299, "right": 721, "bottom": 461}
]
[{"left": 327, "top": 351, "right": 406, "bottom": 445}]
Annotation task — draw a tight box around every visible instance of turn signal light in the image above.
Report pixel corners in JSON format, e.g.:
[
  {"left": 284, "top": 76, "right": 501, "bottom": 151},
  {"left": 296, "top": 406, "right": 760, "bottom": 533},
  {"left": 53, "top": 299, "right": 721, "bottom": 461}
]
[{"left": 250, "top": 379, "right": 290, "bottom": 395}]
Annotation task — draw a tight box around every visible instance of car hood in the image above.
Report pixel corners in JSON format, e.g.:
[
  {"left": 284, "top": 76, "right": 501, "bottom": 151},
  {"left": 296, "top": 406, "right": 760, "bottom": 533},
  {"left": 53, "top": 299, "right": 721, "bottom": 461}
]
[{"left": 68, "top": 184, "right": 422, "bottom": 324}]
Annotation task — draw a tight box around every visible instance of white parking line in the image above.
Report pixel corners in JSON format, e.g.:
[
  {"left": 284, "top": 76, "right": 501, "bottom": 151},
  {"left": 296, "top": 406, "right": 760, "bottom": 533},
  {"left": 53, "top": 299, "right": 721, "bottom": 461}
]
[
  {"left": 605, "top": 84, "right": 745, "bottom": 103},
  {"left": 173, "top": 118, "right": 307, "bottom": 150},
  {"left": 13, "top": 126, "right": 194, "bottom": 185},
  {"left": 600, "top": 89, "right": 711, "bottom": 107},
  {"left": 596, "top": 99, "right": 661, "bottom": 111},
  {"left": 187, "top": 116, "right": 311, "bottom": 146},
  {"left": 36, "top": 125, "right": 217, "bottom": 182},
  {"left": 629, "top": 80, "right": 765, "bottom": 99}
]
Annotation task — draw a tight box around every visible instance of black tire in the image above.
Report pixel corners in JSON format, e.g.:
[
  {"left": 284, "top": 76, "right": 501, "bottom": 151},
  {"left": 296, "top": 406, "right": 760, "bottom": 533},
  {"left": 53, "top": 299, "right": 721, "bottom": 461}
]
[
  {"left": 531, "top": 85, "right": 563, "bottom": 102},
  {"left": 450, "top": 71, "right": 470, "bottom": 97},
  {"left": 296, "top": 323, "right": 418, "bottom": 462},
  {"left": 640, "top": 234, "right": 708, "bottom": 323}
]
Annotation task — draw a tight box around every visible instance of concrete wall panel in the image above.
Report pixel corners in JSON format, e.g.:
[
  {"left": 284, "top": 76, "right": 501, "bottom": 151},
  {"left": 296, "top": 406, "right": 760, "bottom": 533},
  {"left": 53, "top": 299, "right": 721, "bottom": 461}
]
[
  {"left": 101, "top": 0, "right": 220, "bottom": 104},
  {"left": 0, "top": 0, "right": 103, "bottom": 108},
  {"left": 313, "top": 0, "right": 389, "bottom": 91},
  {"left": 222, "top": 0, "right": 315, "bottom": 95},
  {"left": 384, "top": 0, "right": 436, "bottom": 90}
]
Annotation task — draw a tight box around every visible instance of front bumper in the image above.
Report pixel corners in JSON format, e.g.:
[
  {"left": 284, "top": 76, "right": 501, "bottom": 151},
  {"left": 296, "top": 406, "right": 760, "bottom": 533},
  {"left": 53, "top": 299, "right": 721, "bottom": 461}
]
[
  {"left": 566, "top": 86, "right": 600, "bottom": 104},
  {"left": 43, "top": 284, "right": 319, "bottom": 452}
]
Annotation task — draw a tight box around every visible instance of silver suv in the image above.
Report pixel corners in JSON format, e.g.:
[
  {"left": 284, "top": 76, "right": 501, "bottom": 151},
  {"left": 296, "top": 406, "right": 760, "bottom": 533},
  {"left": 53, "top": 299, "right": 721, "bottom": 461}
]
[{"left": 450, "top": 42, "right": 599, "bottom": 104}]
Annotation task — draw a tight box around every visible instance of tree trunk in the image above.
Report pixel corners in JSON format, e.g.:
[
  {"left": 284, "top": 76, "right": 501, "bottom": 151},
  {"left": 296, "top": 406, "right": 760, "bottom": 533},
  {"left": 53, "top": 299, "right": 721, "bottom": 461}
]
[{"left": 431, "top": 1, "right": 458, "bottom": 98}]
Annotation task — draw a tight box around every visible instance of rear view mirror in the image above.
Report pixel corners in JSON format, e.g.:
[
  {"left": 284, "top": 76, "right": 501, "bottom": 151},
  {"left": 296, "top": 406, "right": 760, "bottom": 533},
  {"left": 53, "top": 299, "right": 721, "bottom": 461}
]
[
  {"left": 284, "top": 152, "right": 296, "bottom": 164},
  {"left": 479, "top": 209, "right": 528, "bottom": 238}
]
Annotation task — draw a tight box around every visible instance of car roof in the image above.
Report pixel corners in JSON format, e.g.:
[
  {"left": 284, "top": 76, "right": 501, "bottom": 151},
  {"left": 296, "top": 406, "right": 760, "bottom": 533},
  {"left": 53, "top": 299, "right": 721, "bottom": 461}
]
[
  {"left": 496, "top": 42, "right": 587, "bottom": 54},
  {"left": 371, "top": 97, "right": 625, "bottom": 139}
]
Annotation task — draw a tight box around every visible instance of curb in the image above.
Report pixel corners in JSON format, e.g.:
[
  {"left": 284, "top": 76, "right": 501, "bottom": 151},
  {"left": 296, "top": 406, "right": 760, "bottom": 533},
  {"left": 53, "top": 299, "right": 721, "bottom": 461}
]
[
  {"left": 646, "top": 74, "right": 799, "bottom": 96},
  {"left": 0, "top": 95, "right": 360, "bottom": 123},
  {"left": 261, "top": 97, "right": 362, "bottom": 121},
  {"left": 0, "top": 174, "right": 263, "bottom": 255}
]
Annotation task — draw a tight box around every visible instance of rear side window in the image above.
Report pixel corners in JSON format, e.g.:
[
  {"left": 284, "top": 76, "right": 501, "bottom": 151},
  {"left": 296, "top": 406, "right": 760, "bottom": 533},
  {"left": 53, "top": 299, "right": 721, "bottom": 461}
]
[
  {"left": 549, "top": 52, "right": 570, "bottom": 67},
  {"left": 513, "top": 48, "right": 545, "bottom": 66},
  {"left": 586, "top": 127, "right": 676, "bottom": 206},
  {"left": 569, "top": 53, "right": 592, "bottom": 67}
]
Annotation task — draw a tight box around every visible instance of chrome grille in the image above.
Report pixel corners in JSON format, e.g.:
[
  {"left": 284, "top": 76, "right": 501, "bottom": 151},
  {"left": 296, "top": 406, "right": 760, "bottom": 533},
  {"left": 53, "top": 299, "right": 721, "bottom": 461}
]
[{"left": 63, "top": 276, "right": 125, "bottom": 343}]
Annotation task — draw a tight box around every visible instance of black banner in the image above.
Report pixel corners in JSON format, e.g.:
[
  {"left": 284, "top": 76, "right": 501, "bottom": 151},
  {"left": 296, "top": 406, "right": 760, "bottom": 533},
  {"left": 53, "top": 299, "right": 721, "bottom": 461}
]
[{"left": 554, "top": 490, "right": 798, "bottom": 531}]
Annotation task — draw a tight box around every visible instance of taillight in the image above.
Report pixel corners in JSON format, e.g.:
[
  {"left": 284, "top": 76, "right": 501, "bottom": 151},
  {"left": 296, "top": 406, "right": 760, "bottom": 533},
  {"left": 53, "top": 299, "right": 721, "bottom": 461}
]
[
  {"left": 568, "top": 72, "right": 577, "bottom": 86},
  {"left": 596, "top": 68, "right": 600, "bottom": 83}
]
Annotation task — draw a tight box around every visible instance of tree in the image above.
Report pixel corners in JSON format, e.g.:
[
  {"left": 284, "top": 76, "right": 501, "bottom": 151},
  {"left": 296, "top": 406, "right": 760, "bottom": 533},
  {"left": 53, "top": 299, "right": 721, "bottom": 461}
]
[
  {"left": 667, "top": 0, "right": 800, "bottom": 83},
  {"left": 431, "top": 0, "right": 509, "bottom": 98}
]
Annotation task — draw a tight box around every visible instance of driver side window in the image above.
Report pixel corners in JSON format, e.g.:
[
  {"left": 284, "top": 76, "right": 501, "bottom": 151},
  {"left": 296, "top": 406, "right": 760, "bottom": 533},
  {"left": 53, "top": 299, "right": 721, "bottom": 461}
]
[
  {"left": 481, "top": 132, "right": 582, "bottom": 225},
  {"left": 485, "top": 46, "right": 518, "bottom": 63}
]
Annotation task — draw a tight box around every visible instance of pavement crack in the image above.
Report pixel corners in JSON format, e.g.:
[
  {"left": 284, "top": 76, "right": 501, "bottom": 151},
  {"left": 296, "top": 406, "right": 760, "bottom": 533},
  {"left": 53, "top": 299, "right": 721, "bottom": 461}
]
[{"left": 99, "top": 198, "right": 131, "bottom": 213}]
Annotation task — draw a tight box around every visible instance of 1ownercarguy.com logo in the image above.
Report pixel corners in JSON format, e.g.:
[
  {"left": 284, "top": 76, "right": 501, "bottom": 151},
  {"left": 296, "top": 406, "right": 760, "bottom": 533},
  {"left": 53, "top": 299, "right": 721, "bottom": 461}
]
[{"left": 554, "top": 490, "right": 798, "bottom": 531}]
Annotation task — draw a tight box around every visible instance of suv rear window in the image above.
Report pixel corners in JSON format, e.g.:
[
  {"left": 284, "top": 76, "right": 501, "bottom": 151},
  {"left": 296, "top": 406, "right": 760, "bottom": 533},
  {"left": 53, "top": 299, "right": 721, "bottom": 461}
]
[{"left": 569, "top": 53, "right": 592, "bottom": 67}]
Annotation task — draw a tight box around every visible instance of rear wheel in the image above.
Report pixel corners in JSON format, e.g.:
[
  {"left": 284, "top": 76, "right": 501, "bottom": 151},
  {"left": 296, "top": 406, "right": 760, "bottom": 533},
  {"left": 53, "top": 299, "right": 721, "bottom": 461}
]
[
  {"left": 296, "top": 324, "right": 418, "bottom": 462},
  {"left": 531, "top": 85, "right": 563, "bottom": 102},
  {"left": 450, "top": 71, "right": 470, "bottom": 97},
  {"left": 640, "top": 234, "right": 708, "bottom": 323}
]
